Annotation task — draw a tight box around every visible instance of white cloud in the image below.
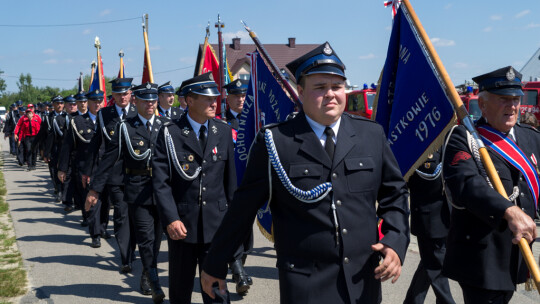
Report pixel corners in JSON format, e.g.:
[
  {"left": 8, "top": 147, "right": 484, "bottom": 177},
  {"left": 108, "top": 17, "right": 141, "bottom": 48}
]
[
  {"left": 222, "top": 31, "right": 250, "bottom": 44},
  {"left": 150, "top": 45, "right": 161, "bottom": 51},
  {"left": 515, "top": 10, "right": 530, "bottom": 18},
  {"left": 358, "top": 53, "right": 375, "bottom": 60},
  {"left": 44, "top": 59, "right": 58, "bottom": 64},
  {"left": 43, "top": 48, "right": 56, "bottom": 55},
  {"left": 454, "top": 62, "right": 468, "bottom": 69},
  {"left": 490, "top": 15, "right": 502, "bottom": 21},
  {"left": 431, "top": 38, "right": 455, "bottom": 47},
  {"left": 482, "top": 27, "right": 492, "bottom": 32},
  {"left": 525, "top": 23, "right": 540, "bottom": 29},
  {"left": 82, "top": 29, "right": 92, "bottom": 35},
  {"left": 99, "top": 9, "right": 111, "bottom": 16}
]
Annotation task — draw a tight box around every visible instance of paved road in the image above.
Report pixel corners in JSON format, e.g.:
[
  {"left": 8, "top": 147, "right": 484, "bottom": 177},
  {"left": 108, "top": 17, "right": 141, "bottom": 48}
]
[{"left": 3, "top": 137, "right": 539, "bottom": 303}]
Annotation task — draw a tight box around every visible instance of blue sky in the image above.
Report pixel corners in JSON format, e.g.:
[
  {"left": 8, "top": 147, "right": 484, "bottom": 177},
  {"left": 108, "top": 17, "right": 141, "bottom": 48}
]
[{"left": 1, "top": 0, "right": 539, "bottom": 94}]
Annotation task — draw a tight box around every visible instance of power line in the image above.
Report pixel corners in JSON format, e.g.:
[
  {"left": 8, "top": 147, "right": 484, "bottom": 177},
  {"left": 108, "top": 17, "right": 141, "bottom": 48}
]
[
  {"left": 0, "top": 17, "right": 140, "bottom": 28},
  {"left": 2, "top": 65, "right": 195, "bottom": 82}
]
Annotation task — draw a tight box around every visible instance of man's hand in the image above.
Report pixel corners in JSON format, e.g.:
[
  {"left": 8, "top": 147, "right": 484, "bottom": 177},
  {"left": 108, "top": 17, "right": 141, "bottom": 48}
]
[
  {"left": 57, "top": 171, "right": 66, "bottom": 183},
  {"left": 372, "top": 243, "right": 402, "bottom": 283},
  {"left": 167, "top": 220, "right": 187, "bottom": 240},
  {"left": 504, "top": 205, "right": 537, "bottom": 244},
  {"left": 43, "top": 157, "right": 49, "bottom": 163},
  {"left": 81, "top": 175, "right": 90, "bottom": 189},
  {"left": 85, "top": 190, "right": 99, "bottom": 212},
  {"left": 14, "top": 135, "right": 18, "bottom": 141},
  {"left": 201, "top": 271, "right": 227, "bottom": 300}
]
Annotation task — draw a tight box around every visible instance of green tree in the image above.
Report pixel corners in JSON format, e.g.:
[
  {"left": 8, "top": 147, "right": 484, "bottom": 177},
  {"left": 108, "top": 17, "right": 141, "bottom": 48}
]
[{"left": 0, "top": 69, "right": 6, "bottom": 97}]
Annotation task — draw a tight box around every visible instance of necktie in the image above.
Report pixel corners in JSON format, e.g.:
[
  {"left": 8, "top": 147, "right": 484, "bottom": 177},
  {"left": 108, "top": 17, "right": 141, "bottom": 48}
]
[
  {"left": 199, "top": 125, "right": 207, "bottom": 152},
  {"left": 146, "top": 121, "right": 152, "bottom": 134},
  {"left": 29, "top": 118, "right": 33, "bottom": 134},
  {"left": 165, "top": 110, "right": 169, "bottom": 118},
  {"left": 324, "top": 127, "right": 335, "bottom": 160},
  {"left": 122, "top": 108, "right": 127, "bottom": 120}
]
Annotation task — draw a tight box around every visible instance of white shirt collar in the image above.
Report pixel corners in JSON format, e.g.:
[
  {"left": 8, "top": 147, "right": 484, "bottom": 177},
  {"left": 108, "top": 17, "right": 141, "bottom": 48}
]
[
  {"left": 115, "top": 104, "right": 129, "bottom": 117},
  {"left": 304, "top": 114, "right": 341, "bottom": 146},
  {"left": 78, "top": 111, "right": 86, "bottom": 115},
  {"left": 54, "top": 111, "right": 62, "bottom": 116},
  {"left": 230, "top": 109, "right": 240, "bottom": 118},
  {"left": 138, "top": 114, "right": 155, "bottom": 127},
  {"left": 187, "top": 113, "right": 208, "bottom": 139}
]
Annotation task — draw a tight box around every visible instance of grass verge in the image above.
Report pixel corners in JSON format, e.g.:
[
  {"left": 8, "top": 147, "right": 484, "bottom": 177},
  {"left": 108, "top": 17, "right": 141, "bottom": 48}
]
[{"left": 0, "top": 158, "right": 28, "bottom": 302}]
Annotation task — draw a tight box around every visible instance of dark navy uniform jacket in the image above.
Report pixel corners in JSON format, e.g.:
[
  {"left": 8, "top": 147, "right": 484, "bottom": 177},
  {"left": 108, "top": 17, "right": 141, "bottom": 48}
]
[
  {"left": 44, "top": 112, "right": 68, "bottom": 160},
  {"left": 152, "top": 114, "right": 237, "bottom": 244},
  {"left": 443, "top": 118, "right": 540, "bottom": 290},
  {"left": 157, "top": 105, "right": 183, "bottom": 120},
  {"left": 86, "top": 105, "right": 137, "bottom": 185},
  {"left": 408, "top": 149, "right": 450, "bottom": 239},
  {"left": 58, "top": 113, "right": 98, "bottom": 175},
  {"left": 224, "top": 108, "right": 239, "bottom": 130},
  {"left": 203, "top": 112, "right": 410, "bottom": 304},
  {"left": 91, "top": 115, "right": 168, "bottom": 206}
]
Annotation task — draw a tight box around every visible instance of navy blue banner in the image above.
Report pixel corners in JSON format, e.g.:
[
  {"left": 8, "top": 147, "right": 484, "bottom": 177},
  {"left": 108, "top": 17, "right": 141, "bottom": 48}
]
[
  {"left": 235, "top": 51, "right": 296, "bottom": 241},
  {"left": 375, "top": 5, "right": 455, "bottom": 179}
]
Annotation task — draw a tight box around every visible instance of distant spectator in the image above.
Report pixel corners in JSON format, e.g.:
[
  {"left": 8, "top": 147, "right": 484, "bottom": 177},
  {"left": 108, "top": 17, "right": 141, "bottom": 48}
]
[{"left": 520, "top": 112, "right": 538, "bottom": 128}]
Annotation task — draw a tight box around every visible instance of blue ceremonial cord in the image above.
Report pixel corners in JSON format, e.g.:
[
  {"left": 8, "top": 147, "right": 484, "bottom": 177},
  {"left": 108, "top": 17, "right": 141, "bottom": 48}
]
[
  {"left": 264, "top": 129, "right": 332, "bottom": 203},
  {"left": 415, "top": 163, "right": 442, "bottom": 180}
]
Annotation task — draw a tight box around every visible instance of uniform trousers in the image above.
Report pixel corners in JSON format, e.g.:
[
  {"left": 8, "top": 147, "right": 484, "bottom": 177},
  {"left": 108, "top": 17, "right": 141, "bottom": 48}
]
[
  {"left": 108, "top": 185, "right": 136, "bottom": 266},
  {"left": 23, "top": 136, "right": 36, "bottom": 167},
  {"left": 128, "top": 204, "right": 162, "bottom": 270},
  {"left": 9, "top": 135, "right": 17, "bottom": 154},
  {"left": 75, "top": 170, "right": 88, "bottom": 219},
  {"left": 16, "top": 139, "right": 25, "bottom": 165},
  {"left": 403, "top": 237, "right": 455, "bottom": 304},
  {"left": 61, "top": 161, "right": 74, "bottom": 206},
  {"left": 459, "top": 283, "right": 513, "bottom": 304},
  {"left": 87, "top": 187, "right": 110, "bottom": 238},
  {"left": 167, "top": 240, "right": 230, "bottom": 304}
]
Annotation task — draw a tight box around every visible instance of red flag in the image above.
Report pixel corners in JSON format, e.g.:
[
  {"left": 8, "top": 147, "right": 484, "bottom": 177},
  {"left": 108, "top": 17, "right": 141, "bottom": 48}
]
[{"left": 142, "top": 48, "right": 151, "bottom": 83}]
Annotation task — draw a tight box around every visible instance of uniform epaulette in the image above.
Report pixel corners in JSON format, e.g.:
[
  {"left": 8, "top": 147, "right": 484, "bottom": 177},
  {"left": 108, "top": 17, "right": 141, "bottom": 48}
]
[
  {"left": 261, "top": 120, "right": 288, "bottom": 132},
  {"left": 212, "top": 117, "right": 229, "bottom": 125},
  {"left": 343, "top": 112, "right": 372, "bottom": 121},
  {"left": 517, "top": 122, "right": 540, "bottom": 133}
]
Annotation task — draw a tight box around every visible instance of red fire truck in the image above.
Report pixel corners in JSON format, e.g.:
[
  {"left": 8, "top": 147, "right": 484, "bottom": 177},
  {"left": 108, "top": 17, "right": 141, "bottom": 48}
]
[
  {"left": 456, "top": 85, "right": 482, "bottom": 121},
  {"left": 345, "top": 83, "right": 377, "bottom": 119},
  {"left": 521, "top": 81, "right": 540, "bottom": 120}
]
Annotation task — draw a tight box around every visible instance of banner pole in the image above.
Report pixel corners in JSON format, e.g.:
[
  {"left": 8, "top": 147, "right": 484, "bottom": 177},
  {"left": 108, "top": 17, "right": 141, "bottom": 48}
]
[{"left": 402, "top": 0, "right": 540, "bottom": 291}]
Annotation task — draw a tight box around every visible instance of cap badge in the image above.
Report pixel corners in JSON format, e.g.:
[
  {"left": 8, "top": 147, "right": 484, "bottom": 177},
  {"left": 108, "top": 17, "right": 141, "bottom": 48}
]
[
  {"left": 323, "top": 43, "right": 333, "bottom": 55},
  {"left": 506, "top": 68, "right": 515, "bottom": 81},
  {"left": 146, "top": 83, "right": 152, "bottom": 89},
  {"left": 95, "top": 90, "right": 99, "bottom": 94},
  {"left": 236, "top": 81, "right": 242, "bottom": 87}
]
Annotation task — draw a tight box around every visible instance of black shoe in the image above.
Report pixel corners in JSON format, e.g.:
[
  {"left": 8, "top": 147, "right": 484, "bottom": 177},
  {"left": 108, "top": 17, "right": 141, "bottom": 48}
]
[
  {"left": 81, "top": 219, "right": 88, "bottom": 227},
  {"left": 120, "top": 264, "right": 132, "bottom": 274},
  {"left": 91, "top": 236, "right": 101, "bottom": 248},
  {"left": 64, "top": 205, "right": 74, "bottom": 213},
  {"left": 231, "top": 259, "right": 250, "bottom": 295},
  {"left": 101, "top": 231, "right": 112, "bottom": 239},
  {"left": 140, "top": 271, "right": 152, "bottom": 295},
  {"left": 26, "top": 167, "right": 31, "bottom": 171},
  {"left": 148, "top": 268, "right": 165, "bottom": 303}
]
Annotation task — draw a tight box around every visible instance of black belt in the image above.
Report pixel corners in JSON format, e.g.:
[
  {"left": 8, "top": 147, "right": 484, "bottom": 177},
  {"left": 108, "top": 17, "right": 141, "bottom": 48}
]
[{"left": 125, "top": 168, "right": 152, "bottom": 176}]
